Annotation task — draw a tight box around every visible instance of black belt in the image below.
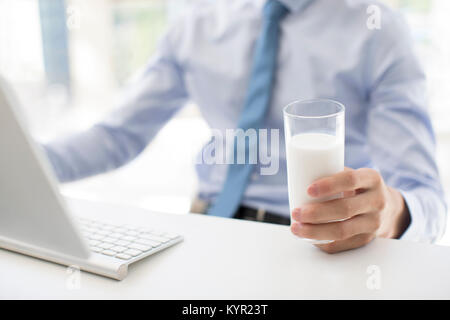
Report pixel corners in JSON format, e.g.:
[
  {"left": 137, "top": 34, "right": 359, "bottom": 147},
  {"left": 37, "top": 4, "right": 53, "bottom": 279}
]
[{"left": 234, "top": 205, "right": 291, "bottom": 226}]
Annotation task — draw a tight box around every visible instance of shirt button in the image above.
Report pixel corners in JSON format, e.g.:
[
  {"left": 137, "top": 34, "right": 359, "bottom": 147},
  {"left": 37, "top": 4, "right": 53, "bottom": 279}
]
[{"left": 251, "top": 172, "right": 259, "bottom": 181}]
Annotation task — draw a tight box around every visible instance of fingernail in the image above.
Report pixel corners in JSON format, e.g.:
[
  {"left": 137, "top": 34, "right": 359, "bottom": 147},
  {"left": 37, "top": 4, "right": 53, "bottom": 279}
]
[{"left": 308, "top": 184, "right": 319, "bottom": 197}]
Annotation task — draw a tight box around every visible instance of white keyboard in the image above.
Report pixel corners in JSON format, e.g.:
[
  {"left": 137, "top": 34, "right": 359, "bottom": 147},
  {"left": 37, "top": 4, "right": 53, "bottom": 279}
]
[{"left": 78, "top": 217, "right": 182, "bottom": 262}]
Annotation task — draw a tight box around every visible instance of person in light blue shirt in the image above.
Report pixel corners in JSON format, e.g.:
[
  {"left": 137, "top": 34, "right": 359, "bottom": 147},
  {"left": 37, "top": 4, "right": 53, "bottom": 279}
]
[{"left": 43, "top": 0, "right": 447, "bottom": 253}]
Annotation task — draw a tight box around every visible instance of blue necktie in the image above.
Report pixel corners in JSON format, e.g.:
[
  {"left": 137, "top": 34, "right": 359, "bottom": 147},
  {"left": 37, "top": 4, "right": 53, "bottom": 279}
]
[{"left": 208, "top": 0, "right": 289, "bottom": 218}]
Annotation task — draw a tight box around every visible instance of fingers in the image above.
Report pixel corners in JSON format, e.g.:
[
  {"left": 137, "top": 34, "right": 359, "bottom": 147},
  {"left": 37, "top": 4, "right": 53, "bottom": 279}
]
[
  {"left": 290, "top": 167, "right": 383, "bottom": 251},
  {"left": 307, "top": 168, "right": 382, "bottom": 199},
  {"left": 291, "top": 213, "right": 381, "bottom": 241},
  {"left": 314, "top": 233, "right": 375, "bottom": 254},
  {"left": 292, "top": 190, "right": 380, "bottom": 224}
]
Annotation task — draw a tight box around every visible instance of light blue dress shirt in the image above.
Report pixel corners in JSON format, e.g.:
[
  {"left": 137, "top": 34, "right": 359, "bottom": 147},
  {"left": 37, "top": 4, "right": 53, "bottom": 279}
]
[{"left": 44, "top": 0, "right": 447, "bottom": 243}]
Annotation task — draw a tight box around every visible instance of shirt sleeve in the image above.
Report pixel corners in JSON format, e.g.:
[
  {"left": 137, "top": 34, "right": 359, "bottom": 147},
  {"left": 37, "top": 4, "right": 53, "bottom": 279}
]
[
  {"left": 365, "top": 12, "right": 447, "bottom": 243},
  {"left": 43, "top": 26, "right": 189, "bottom": 183}
]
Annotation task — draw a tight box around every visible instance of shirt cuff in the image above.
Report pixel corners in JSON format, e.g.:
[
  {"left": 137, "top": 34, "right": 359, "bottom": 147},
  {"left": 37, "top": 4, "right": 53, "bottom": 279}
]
[{"left": 397, "top": 189, "right": 427, "bottom": 242}]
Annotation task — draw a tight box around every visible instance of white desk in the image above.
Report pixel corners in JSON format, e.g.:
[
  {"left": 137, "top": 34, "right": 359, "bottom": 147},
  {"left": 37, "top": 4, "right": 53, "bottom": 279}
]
[{"left": 1, "top": 199, "right": 450, "bottom": 299}]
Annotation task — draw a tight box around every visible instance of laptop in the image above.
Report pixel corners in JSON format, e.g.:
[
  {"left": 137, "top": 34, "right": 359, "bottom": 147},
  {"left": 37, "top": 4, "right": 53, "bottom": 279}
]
[{"left": 0, "top": 77, "right": 183, "bottom": 280}]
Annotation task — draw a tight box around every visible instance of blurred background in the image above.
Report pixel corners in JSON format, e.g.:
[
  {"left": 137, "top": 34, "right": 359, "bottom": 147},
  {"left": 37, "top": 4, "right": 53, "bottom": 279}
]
[{"left": 1, "top": 0, "right": 450, "bottom": 244}]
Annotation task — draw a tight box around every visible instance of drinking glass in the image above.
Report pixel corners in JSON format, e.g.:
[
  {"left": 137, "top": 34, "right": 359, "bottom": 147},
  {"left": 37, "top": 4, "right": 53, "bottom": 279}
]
[{"left": 283, "top": 99, "right": 345, "bottom": 244}]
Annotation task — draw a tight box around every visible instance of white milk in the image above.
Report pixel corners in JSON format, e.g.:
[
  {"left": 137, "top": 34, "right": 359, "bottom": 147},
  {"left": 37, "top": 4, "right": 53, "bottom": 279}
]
[{"left": 286, "top": 133, "right": 344, "bottom": 214}]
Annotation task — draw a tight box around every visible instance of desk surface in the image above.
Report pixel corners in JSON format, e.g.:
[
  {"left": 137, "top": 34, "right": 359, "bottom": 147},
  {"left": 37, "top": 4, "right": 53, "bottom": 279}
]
[{"left": 1, "top": 199, "right": 450, "bottom": 299}]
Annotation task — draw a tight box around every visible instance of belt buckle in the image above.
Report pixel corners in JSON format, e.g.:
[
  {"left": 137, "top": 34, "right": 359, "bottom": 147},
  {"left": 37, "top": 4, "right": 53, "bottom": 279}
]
[{"left": 256, "top": 208, "right": 266, "bottom": 222}]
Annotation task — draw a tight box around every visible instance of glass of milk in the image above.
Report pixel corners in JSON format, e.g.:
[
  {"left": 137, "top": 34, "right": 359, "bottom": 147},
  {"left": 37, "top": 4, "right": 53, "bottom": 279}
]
[{"left": 283, "top": 99, "right": 345, "bottom": 244}]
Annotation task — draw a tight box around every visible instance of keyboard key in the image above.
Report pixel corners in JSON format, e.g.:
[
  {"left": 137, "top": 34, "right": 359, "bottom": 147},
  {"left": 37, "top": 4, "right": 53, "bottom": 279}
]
[
  {"left": 125, "top": 230, "right": 139, "bottom": 236},
  {"left": 141, "top": 233, "right": 170, "bottom": 243},
  {"left": 110, "top": 246, "right": 127, "bottom": 253},
  {"left": 107, "top": 232, "right": 120, "bottom": 238},
  {"left": 102, "top": 237, "right": 118, "bottom": 244},
  {"left": 101, "top": 250, "right": 117, "bottom": 256},
  {"left": 100, "top": 224, "right": 115, "bottom": 231},
  {"left": 98, "top": 243, "right": 114, "bottom": 249},
  {"left": 122, "top": 235, "right": 138, "bottom": 241},
  {"left": 134, "top": 238, "right": 161, "bottom": 247},
  {"left": 115, "top": 239, "right": 131, "bottom": 246},
  {"left": 89, "top": 240, "right": 101, "bottom": 246},
  {"left": 123, "top": 249, "right": 142, "bottom": 257},
  {"left": 162, "top": 232, "right": 179, "bottom": 240},
  {"left": 150, "top": 230, "right": 166, "bottom": 236},
  {"left": 116, "top": 253, "right": 132, "bottom": 260},
  {"left": 128, "top": 243, "right": 151, "bottom": 252},
  {"left": 90, "top": 247, "right": 103, "bottom": 253},
  {"left": 89, "top": 234, "right": 105, "bottom": 241},
  {"left": 95, "top": 230, "right": 111, "bottom": 236},
  {"left": 124, "top": 225, "right": 140, "bottom": 231}
]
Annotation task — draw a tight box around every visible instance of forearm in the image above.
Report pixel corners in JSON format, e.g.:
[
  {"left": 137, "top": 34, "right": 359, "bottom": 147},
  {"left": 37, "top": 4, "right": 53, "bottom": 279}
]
[{"left": 43, "top": 124, "right": 147, "bottom": 183}]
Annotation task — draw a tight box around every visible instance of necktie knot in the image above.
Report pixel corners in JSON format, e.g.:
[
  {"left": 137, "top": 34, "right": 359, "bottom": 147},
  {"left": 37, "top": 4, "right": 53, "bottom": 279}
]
[{"left": 263, "top": 0, "right": 289, "bottom": 21}]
